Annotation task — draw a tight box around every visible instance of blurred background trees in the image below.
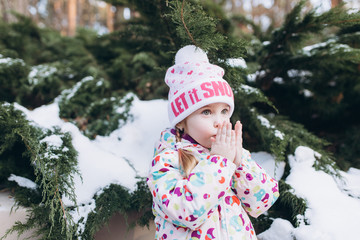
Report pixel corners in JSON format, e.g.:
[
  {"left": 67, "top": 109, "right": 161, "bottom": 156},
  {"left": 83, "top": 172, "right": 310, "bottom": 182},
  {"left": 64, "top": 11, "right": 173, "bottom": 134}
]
[
  {"left": 1, "top": 0, "right": 129, "bottom": 35},
  {"left": 2, "top": 0, "right": 358, "bottom": 36}
]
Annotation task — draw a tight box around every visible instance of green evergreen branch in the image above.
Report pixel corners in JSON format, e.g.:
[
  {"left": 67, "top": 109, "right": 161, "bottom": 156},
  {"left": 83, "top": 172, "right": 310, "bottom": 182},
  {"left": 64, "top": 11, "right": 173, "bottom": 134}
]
[
  {"left": 54, "top": 174, "right": 69, "bottom": 231},
  {"left": 180, "top": 0, "right": 197, "bottom": 46},
  {"left": 167, "top": 0, "right": 225, "bottom": 51},
  {"left": 0, "top": 104, "right": 80, "bottom": 240},
  {"left": 277, "top": 180, "right": 308, "bottom": 226},
  {"left": 257, "top": 0, "right": 360, "bottom": 90}
]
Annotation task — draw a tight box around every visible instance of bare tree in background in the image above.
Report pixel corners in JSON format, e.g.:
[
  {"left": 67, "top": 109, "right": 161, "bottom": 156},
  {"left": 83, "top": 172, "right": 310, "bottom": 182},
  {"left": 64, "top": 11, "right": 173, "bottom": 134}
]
[
  {"left": 106, "top": 3, "right": 114, "bottom": 32},
  {"left": 52, "top": 0, "right": 66, "bottom": 35},
  {"left": 0, "top": 0, "right": 30, "bottom": 22},
  {"left": 331, "top": 0, "right": 343, "bottom": 7},
  {"left": 227, "top": 0, "right": 314, "bottom": 30},
  {"left": 68, "top": 0, "right": 76, "bottom": 36}
]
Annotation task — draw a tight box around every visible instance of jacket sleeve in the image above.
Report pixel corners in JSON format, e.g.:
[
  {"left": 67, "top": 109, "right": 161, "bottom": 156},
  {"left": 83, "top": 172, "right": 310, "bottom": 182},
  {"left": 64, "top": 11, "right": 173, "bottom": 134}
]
[
  {"left": 231, "top": 149, "right": 280, "bottom": 218},
  {"left": 147, "top": 150, "right": 236, "bottom": 230}
]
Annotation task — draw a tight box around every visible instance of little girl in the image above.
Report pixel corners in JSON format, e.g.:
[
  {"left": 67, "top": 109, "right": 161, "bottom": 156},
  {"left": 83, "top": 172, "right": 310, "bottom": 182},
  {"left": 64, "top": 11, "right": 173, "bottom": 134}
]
[{"left": 147, "top": 45, "right": 279, "bottom": 240}]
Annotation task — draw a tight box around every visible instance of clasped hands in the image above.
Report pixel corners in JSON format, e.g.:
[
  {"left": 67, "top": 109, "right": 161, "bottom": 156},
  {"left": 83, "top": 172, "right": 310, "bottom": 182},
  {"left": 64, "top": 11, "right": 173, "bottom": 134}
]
[{"left": 210, "top": 121, "right": 243, "bottom": 168}]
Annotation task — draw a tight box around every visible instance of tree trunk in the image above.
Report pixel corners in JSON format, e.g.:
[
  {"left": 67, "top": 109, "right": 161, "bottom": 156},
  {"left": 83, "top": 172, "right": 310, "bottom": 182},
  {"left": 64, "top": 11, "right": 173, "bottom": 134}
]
[
  {"left": 0, "top": 0, "right": 8, "bottom": 22},
  {"left": 230, "top": 0, "right": 236, "bottom": 12},
  {"left": 78, "top": 0, "right": 84, "bottom": 26},
  {"left": 52, "top": 0, "right": 64, "bottom": 34},
  {"left": 106, "top": 3, "right": 114, "bottom": 33},
  {"left": 1, "top": 0, "right": 30, "bottom": 22},
  {"left": 331, "top": 0, "right": 343, "bottom": 7},
  {"left": 68, "top": 0, "right": 77, "bottom": 36}
]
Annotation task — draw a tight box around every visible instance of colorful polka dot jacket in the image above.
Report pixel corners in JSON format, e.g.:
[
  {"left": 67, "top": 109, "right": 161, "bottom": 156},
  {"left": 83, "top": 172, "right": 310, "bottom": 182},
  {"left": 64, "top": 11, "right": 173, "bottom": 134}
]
[{"left": 147, "top": 128, "right": 280, "bottom": 239}]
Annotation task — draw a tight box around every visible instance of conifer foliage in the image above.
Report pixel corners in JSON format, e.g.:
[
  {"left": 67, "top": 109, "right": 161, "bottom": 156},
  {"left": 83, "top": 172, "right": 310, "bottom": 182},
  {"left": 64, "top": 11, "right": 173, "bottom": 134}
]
[
  {"left": 0, "top": 0, "right": 360, "bottom": 239},
  {"left": 245, "top": 0, "right": 360, "bottom": 170},
  {"left": 58, "top": 76, "right": 134, "bottom": 139},
  {"left": 0, "top": 103, "right": 79, "bottom": 239}
]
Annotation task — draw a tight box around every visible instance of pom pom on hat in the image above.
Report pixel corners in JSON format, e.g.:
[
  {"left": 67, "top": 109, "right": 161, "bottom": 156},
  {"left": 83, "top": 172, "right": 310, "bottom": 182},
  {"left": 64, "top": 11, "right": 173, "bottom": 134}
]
[
  {"left": 165, "top": 45, "right": 234, "bottom": 127},
  {"left": 175, "top": 45, "right": 209, "bottom": 64}
]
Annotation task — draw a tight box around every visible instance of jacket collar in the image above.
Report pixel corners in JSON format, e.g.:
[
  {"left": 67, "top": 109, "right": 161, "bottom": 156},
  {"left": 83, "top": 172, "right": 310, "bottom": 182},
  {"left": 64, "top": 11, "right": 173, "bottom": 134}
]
[{"left": 154, "top": 128, "right": 208, "bottom": 156}]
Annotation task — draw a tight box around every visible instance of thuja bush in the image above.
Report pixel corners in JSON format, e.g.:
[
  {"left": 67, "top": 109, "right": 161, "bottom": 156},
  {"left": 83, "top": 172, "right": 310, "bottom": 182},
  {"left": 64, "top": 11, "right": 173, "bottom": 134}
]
[
  {"left": 23, "top": 61, "right": 83, "bottom": 108},
  {"left": 0, "top": 102, "right": 39, "bottom": 185},
  {"left": 0, "top": 14, "right": 43, "bottom": 66},
  {"left": 0, "top": 16, "right": 104, "bottom": 109},
  {"left": 242, "top": 0, "right": 360, "bottom": 170},
  {"left": 0, "top": 54, "right": 29, "bottom": 104},
  {"left": 58, "top": 76, "right": 134, "bottom": 139},
  {"left": 0, "top": 103, "right": 80, "bottom": 240},
  {"left": 0, "top": 54, "right": 82, "bottom": 108},
  {"left": 83, "top": 94, "right": 134, "bottom": 138}
]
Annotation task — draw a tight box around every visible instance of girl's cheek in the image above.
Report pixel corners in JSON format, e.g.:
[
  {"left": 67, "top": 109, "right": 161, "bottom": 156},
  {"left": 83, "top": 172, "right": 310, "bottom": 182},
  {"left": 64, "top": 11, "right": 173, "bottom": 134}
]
[{"left": 223, "top": 117, "right": 230, "bottom": 123}]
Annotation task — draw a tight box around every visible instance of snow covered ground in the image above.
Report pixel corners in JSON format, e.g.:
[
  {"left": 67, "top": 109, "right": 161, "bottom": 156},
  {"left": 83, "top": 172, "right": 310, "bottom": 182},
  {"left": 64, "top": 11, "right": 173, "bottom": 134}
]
[
  {"left": 0, "top": 192, "right": 35, "bottom": 239},
  {"left": 3, "top": 96, "right": 360, "bottom": 239}
]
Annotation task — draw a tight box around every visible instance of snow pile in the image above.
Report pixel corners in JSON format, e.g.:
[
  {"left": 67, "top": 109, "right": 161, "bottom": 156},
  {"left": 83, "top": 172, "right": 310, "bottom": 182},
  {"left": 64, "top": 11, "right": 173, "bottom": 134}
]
[
  {"left": 17, "top": 96, "right": 169, "bottom": 205},
  {"left": 338, "top": 168, "right": 360, "bottom": 199},
  {"left": 93, "top": 97, "right": 169, "bottom": 177},
  {"left": 14, "top": 96, "right": 167, "bottom": 235},
  {"left": 259, "top": 146, "right": 360, "bottom": 240}
]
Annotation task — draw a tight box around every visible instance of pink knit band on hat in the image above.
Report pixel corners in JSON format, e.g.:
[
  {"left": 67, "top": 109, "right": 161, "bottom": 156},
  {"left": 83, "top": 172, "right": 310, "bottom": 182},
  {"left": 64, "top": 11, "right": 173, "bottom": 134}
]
[
  {"left": 165, "top": 45, "right": 234, "bottom": 127},
  {"left": 168, "top": 80, "right": 234, "bottom": 126}
]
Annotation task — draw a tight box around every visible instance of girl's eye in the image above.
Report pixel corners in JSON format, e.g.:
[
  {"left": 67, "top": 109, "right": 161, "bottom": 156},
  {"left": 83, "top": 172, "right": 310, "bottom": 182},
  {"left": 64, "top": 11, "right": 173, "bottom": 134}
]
[
  {"left": 221, "top": 109, "right": 229, "bottom": 114},
  {"left": 201, "top": 109, "right": 211, "bottom": 115}
]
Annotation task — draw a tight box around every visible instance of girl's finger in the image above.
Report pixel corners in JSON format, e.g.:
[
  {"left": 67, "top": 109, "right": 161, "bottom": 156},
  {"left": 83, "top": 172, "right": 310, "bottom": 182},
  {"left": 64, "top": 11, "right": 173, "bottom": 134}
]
[
  {"left": 235, "top": 121, "right": 242, "bottom": 135},
  {"left": 215, "top": 122, "right": 222, "bottom": 143},
  {"left": 226, "top": 122, "right": 232, "bottom": 144},
  {"left": 231, "top": 129, "right": 236, "bottom": 147},
  {"left": 220, "top": 121, "right": 227, "bottom": 142},
  {"left": 235, "top": 121, "right": 243, "bottom": 146}
]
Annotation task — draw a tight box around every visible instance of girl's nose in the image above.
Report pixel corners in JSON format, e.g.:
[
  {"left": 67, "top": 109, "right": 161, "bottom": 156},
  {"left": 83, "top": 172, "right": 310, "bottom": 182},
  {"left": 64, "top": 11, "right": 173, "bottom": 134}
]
[
  {"left": 214, "top": 117, "right": 229, "bottom": 128},
  {"left": 213, "top": 116, "right": 222, "bottom": 128}
]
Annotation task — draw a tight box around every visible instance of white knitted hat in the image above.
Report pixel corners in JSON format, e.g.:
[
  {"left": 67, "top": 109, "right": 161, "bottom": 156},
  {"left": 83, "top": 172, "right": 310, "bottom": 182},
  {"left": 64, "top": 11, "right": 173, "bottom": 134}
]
[{"left": 165, "top": 45, "right": 234, "bottom": 127}]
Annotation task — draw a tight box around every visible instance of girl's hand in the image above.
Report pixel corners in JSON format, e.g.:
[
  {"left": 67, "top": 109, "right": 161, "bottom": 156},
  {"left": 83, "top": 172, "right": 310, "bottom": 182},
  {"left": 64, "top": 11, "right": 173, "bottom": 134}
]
[
  {"left": 210, "top": 121, "right": 236, "bottom": 162},
  {"left": 234, "top": 121, "right": 243, "bottom": 168}
]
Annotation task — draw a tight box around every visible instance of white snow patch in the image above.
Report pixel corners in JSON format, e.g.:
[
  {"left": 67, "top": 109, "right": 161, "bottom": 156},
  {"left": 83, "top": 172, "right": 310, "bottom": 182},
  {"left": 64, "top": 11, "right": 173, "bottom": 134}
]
[
  {"left": 247, "top": 70, "right": 266, "bottom": 82},
  {"left": 226, "top": 58, "right": 247, "bottom": 68},
  {"left": 94, "top": 96, "right": 169, "bottom": 177},
  {"left": 257, "top": 115, "right": 271, "bottom": 128},
  {"left": 0, "top": 55, "right": 26, "bottom": 66},
  {"left": 285, "top": 146, "right": 360, "bottom": 239},
  {"left": 8, "top": 174, "right": 37, "bottom": 190},
  {"left": 258, "top": 218, "right": 294, "bottom": 240},
  {"left": 40, "top": 135, "right": 63, "bottom": 148}
]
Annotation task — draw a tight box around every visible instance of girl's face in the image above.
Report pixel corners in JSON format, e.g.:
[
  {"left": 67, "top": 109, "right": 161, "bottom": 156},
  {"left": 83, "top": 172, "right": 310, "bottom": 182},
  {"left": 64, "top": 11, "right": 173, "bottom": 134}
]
[{"left": 179, "top": 103, "right": 231, "bottom": 148}]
